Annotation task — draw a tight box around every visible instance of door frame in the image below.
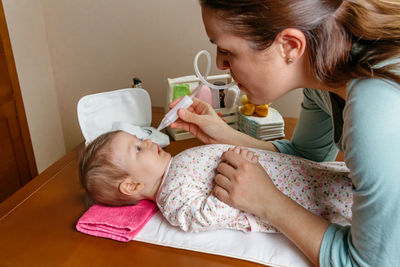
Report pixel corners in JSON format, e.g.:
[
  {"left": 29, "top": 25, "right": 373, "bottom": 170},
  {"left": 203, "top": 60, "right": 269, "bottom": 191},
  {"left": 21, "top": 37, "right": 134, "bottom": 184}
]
[{"left": 0, "top": 0, "right": 38, "bottom": 178}]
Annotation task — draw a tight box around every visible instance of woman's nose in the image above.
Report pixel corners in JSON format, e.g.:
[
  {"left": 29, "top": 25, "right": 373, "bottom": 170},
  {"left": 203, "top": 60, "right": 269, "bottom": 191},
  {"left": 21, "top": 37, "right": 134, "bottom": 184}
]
[{"left": 216, "top": 54, "right": 230, "bottom": 70}]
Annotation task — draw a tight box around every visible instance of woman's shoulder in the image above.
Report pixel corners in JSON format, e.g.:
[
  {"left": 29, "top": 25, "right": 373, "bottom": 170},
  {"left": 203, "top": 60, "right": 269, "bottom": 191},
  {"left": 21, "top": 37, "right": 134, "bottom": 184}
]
[
  {"left": 342, "top": 78, "right": 400, "bottom": 185},
  {"left": 344, "top": 78, "right": 400, "bottom": 129},
  {"left": 345, "top": 77, "right": 399, "bottom": 126},
  {"left": 347, "top": 78, "right": 400, "bottom": 104}
]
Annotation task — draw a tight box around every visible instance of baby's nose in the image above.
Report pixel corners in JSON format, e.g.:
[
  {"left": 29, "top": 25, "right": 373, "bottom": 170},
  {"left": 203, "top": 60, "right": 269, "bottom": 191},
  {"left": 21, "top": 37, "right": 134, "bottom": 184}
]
[{"left": 143, "top": 139, "right": 152, "bottom": 146}]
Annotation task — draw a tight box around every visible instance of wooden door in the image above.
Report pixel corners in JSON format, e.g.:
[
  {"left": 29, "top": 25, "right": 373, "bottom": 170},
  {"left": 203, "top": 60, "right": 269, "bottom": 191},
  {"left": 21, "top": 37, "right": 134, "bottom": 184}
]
[{"left": 0, "top": 1, "right": 37, "bottom": 202}]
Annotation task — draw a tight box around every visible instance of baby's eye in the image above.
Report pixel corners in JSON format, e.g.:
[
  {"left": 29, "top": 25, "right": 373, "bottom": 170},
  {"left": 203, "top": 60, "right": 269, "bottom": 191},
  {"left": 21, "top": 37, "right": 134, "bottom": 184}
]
[{"left": 136, "top": 146, "right": 141, "bottom": 152}]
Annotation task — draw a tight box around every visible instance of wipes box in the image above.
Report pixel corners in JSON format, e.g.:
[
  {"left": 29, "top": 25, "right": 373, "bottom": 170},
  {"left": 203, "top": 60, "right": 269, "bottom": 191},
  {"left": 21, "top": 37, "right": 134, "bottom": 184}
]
[{"left": 77, "top": 88, "right": 169, "bottom": 147}]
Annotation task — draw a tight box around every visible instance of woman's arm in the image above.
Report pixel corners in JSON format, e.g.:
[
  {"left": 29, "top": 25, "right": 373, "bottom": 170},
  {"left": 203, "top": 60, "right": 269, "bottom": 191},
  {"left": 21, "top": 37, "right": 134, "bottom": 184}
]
[
  {"left": 214, "top": 150, "right": 329, "bottom": 265},
  {"left": 317, "top": 78, "right": 400, "bottom": 267},
  {"left": 171, "top": 90, "right": 340, "bottom": 157},
  {"left": 266, "top": 189, "right": 330, "bottom": 266},
  {"left": 226, "top": 129, "right": 280, "bottom": 151},
  {"left": 271, "top": 89, "right": 339, "bottom": 162},
  {"left": 215, "top": 80, "right": 400, "bottom": 266},
  {"left": 170, "top": 97, "right": 279, "bottom": 151}
]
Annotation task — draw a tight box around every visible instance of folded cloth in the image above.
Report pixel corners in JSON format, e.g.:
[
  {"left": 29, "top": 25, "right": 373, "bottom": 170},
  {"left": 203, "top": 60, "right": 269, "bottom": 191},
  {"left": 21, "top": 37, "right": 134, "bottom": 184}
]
[{"left": 76, "top": 200, "right": 158, "bottom": 242}]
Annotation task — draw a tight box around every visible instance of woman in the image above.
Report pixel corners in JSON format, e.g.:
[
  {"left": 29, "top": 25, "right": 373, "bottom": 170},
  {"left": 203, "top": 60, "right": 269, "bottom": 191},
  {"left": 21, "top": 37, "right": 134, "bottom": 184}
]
[{"left": 170, "top": 0, "right": 400, "bottom": 266}]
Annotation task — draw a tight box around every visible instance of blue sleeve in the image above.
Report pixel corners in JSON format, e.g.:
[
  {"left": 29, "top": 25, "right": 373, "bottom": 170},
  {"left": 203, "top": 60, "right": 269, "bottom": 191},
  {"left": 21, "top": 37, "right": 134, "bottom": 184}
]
[
  {"left": 271, "top": 89, "right": 338, "bottom": 162},
  {"left": 319, "top": 79, "right": 400, "bottom": 266}
]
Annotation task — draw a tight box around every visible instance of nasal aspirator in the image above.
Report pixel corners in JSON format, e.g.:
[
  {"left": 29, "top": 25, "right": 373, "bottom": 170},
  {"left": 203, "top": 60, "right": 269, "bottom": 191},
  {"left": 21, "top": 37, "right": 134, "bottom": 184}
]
[
  {"left": 156, "top": 50, "right": 236, "bottom": 132},
  {"left": 156, "top": 88, "right": 199, "bottom": 131}
]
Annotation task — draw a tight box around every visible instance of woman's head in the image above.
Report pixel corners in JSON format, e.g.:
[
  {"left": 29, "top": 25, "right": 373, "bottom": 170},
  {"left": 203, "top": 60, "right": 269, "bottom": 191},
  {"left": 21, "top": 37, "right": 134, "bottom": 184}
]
[
  {"left": 202, "top": 5, "right": 308, "bottom": 104},
  {"left": 200, "top": 0, "right": 400, "bottom": 101}
]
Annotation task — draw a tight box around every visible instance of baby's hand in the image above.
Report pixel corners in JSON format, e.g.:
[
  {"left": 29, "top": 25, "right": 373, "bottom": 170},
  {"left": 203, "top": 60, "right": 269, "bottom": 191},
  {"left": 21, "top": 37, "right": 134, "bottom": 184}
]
[{"left": 228, "top": 146, "right": 258, "bottom": 163}]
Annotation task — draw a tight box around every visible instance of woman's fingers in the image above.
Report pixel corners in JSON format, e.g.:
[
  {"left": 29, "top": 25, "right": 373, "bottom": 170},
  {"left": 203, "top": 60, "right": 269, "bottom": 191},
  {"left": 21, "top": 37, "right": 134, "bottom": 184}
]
[
  {"left": 240, "top": 149, "right": 250, "bottom": 158},
  {"left": 216, "top": 162, "right": 235, "bottom": 179},
  {"left": 170, "top": 108, "right": 205, "bottom": 133},
  {"left": 177, "top": 108, "right": 203, "bottom": 124},
  {"left": 169, "top": 96, "right": 183, "bottom": 108},
  {"left": 169, "top": 119, "right": 191, "bottom": 131},
  {"left": 169, "top": 96, "right": 236, "bottom": 144},
  {"left": 213, "top": 184, "right": 230, "bottom": 204},
  {"left": 214, "top": 173, "right": 232, "bottom": 191},
  {"left": 221, "top": 149, "right": 248, "bottom": 169},
  {"left": 170, "top": 97, "right": 211, "bottom": 117},
  {"left": 251, "top": 155, "right": 259, "bottom": 163},
  {"left": 216, "top": 159, "right": 275, "bottom": 215},
  {"left": 227, "top": 146, "right": 257, "bottom": 163}
]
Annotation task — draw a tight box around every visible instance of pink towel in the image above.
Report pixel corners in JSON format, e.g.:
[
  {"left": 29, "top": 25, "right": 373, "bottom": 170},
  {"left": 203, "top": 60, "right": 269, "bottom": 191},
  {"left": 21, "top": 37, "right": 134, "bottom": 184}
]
[{"left": 76, "top": 200, "right": 158, "bottom": 242}]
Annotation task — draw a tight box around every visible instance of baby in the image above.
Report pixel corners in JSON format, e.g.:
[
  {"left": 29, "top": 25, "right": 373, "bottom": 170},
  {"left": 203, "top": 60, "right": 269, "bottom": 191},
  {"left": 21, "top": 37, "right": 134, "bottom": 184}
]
[{"left": 79, "top": 130, "right": 353, "bottom": 233}]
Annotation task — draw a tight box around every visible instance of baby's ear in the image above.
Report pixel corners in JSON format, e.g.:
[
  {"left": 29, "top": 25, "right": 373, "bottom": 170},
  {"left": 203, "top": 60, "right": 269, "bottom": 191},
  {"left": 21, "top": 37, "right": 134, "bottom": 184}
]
[{"left": 119, "top": 179, "right": 144, "bottom": 196}]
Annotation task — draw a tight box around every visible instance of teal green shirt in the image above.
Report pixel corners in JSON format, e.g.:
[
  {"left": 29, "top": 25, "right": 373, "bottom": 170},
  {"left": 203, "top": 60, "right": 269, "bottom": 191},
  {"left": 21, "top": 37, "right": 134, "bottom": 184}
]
[{"left": 271, "top": 79, "right": 400, "bottom": 266}]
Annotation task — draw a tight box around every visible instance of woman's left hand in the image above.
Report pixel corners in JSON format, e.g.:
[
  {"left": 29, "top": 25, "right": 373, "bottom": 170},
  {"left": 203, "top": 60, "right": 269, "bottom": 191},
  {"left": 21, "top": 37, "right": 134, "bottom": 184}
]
[{"left": 214, "top": 147, "right": 279, "bottom": 218}]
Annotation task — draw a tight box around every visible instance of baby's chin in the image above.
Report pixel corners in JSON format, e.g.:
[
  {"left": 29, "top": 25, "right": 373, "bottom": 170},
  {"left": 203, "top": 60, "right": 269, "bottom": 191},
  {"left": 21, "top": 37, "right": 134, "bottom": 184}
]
[
  {"left": 159, "top": 148, "right": 171, "bottom": 158},
  {"left": 159, "top": 149, "right": 171, "bottom": 163}
]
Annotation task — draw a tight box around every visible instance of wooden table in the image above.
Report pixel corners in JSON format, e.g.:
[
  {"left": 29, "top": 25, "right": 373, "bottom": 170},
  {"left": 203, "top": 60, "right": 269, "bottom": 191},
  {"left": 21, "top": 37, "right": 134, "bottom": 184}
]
[{"left": 0, "top": 109, "right": 301, "bottom": 266}]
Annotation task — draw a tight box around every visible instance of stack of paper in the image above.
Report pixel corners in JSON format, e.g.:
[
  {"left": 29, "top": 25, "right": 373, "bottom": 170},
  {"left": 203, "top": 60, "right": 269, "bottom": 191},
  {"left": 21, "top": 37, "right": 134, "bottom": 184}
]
[{"left": 238, "top": 107, "right": 285, "bottom": 140}]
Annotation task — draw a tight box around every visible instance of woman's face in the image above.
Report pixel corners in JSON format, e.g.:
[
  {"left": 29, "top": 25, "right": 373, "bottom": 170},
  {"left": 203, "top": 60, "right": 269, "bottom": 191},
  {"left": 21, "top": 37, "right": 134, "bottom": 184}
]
[{"left": 201, "top": 7, "right": 295, "bottom": 104}]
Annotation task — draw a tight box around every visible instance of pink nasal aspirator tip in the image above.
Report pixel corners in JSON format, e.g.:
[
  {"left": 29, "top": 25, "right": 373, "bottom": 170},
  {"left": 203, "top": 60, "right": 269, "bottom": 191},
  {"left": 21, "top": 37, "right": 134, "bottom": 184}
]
[{"left": 195, "top": 85, "right": 213, "bottom": 105}]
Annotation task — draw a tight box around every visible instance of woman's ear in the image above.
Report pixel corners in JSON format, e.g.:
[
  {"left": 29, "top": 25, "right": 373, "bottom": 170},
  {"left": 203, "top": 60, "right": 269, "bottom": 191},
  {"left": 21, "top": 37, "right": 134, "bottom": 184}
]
[
  {"left": 119, "top": 179, "right": 144, "bottom": 196},
  {"left": 275, "top": 28, "right": 306, "bottom": 64}
]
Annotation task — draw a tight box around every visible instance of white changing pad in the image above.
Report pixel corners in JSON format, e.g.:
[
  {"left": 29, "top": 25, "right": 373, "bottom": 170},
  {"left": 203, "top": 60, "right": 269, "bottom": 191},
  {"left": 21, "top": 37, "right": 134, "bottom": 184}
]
[{"left": 134, "top": 211, "right": 312, "bottom": 267}]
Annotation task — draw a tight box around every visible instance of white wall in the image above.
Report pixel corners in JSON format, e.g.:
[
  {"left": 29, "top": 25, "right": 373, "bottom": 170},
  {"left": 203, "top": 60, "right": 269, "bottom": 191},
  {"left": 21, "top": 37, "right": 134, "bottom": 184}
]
[
  {"left": 40, "top": 0, "right": 302, "bottom": 151},
  {"left": 39, "top": 0, "right": 218, "bottom": 151},
  {"left": 3, "top": 0, "right": 66, "bottom": 173},
  {"left": 4, "top": 0, "right": 302, "bottom": 169}
]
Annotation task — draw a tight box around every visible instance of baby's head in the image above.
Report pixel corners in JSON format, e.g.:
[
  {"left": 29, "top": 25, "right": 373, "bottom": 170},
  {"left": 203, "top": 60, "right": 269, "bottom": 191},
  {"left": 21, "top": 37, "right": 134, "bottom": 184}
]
[{"left": 79, "top": 130, "right": 171, "bottom": 206}]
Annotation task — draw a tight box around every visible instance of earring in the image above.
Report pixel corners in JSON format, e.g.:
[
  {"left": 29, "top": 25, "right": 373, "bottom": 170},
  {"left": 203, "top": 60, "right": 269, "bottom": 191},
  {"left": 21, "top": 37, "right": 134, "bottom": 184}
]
[{"left": 287, "top": 58, "right": 293, "bottom": 64}]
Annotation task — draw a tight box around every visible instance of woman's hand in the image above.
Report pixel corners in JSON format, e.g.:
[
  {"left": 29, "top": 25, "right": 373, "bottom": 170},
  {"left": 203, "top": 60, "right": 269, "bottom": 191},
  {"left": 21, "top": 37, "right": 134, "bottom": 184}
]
[
  {"left": 169, "top": 97, "right": 236, "bottom": 144},
  {"left": 215, "top": 147, "right": 330, "bottom": 265},
  {"left": 214, "top": 146, "right": 278, "bottom": 218},
  {"left": 228, "top": 146, "right": 258, "bottom": 163}
]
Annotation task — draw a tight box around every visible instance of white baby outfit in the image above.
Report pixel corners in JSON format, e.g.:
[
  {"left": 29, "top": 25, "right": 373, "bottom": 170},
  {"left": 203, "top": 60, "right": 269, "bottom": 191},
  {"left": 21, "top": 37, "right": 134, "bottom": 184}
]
[{"left": 156, "top": 144, "right": 352, "bottom": 233}]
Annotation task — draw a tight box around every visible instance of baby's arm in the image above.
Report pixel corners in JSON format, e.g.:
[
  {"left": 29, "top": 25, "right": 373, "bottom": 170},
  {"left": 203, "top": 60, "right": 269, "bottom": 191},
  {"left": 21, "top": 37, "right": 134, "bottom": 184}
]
[{"left": 160, "top": 182, "right": 252, "bottom": 232}]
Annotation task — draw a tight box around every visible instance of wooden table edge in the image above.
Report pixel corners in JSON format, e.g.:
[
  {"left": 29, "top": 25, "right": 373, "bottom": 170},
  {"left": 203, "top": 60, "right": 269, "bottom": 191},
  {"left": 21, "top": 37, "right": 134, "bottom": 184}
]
[{"left": 0, "top": 143, "right": 83, "bottom": 219}]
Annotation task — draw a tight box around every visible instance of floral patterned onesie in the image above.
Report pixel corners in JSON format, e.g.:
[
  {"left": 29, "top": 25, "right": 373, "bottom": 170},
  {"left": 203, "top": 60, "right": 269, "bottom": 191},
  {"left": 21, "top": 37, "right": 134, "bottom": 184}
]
[{"left": 156, "top": 144, "right": 352, "bottom": 233}]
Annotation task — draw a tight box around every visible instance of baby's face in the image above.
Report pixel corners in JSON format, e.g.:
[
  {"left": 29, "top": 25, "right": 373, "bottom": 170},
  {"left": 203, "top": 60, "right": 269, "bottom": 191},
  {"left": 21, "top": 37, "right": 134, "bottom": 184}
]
[{"left": 109, "top": 131, "right": 171, "bottom": 186}]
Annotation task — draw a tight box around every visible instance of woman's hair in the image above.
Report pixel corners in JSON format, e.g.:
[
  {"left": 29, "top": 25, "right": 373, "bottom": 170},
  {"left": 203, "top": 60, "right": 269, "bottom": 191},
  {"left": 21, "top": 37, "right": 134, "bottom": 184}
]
[
  {"left": 200, "top": 0, "right": 400, "bottom": 87},
  {"left": 79, "top": 130, "right": 138, "bottom": 206}
]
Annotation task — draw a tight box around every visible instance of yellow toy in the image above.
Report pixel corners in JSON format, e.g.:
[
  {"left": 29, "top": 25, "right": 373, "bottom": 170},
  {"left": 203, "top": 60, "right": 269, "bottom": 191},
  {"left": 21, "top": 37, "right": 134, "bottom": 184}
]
[
  {"left": 239, "top": 94, "right": 269, "bottom": 117},
  {"left": 240, "top": 104, "right": 255, "bottom": 115},
  {"left": 255, "top": 104, "right": 269, "bottom": 117}
]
